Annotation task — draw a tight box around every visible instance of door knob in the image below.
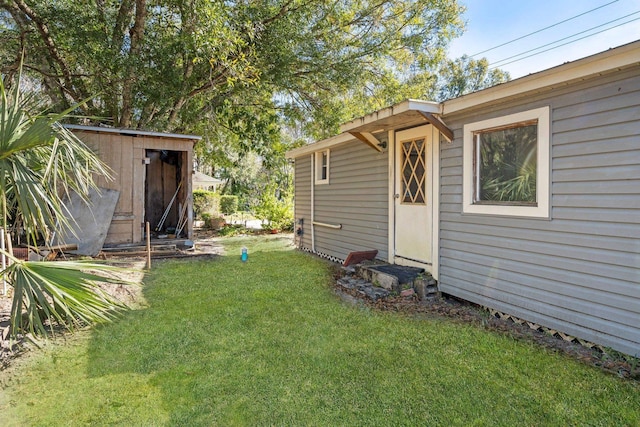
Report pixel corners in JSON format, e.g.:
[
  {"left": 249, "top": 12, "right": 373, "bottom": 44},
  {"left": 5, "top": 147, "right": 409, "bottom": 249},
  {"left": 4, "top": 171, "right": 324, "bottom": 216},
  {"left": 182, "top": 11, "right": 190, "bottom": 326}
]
[{"left": 394, "top": 194, "right": 400, "bottom": 199}]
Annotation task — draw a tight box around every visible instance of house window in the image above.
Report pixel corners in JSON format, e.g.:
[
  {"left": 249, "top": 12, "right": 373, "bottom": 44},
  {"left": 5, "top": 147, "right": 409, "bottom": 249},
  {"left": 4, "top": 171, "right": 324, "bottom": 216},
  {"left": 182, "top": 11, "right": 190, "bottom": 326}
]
[
  {"left": 463, "top": 106, "right": 550, "bottom": 218},
  {"left": 315, "top": 149, "right": 329, "bottom": 184}
]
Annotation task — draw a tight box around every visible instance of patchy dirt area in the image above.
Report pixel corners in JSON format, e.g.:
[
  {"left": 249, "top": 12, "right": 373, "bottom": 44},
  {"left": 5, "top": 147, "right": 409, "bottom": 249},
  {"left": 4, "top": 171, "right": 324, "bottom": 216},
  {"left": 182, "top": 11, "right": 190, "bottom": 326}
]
[
  {"left": 0, "top": 232, "right": 225, "bottom": 370},
  {"left": 332, "top": 271, "right": 639, "bottom": 382},
  {"left": 0, "top": 259, "right": 148, "bottom": 370}
]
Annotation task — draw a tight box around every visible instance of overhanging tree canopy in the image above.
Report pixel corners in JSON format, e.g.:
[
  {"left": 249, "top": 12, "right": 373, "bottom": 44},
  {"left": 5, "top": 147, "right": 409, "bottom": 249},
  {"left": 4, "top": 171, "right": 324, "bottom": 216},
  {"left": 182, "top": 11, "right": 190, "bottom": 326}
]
[{"left": 0, "top": 0, "right": 465, "bottom": 136}]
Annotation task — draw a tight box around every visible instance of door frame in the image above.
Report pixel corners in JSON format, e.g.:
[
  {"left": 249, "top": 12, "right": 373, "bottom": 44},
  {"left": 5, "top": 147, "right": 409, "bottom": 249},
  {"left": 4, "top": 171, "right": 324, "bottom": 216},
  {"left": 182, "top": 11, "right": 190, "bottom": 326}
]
[{"left": 388, "top": 124, "right": 441, "bottom": 279}]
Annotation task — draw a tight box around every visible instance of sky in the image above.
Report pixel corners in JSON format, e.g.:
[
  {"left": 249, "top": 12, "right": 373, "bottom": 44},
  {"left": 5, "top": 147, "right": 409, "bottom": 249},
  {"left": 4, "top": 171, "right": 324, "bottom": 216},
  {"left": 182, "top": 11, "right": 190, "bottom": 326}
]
[{"left": 447, "top": 0, "right": 640, "bottom": 79}]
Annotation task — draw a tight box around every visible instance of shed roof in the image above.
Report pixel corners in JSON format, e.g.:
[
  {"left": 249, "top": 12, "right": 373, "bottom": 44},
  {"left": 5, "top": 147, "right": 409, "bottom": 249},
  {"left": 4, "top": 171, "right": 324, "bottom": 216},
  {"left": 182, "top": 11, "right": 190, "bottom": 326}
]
[
  {"left": 193, "top": 171, "right": 224, "bottom": 185},
  {"left": 65, "top": 124, "right": 202, "bottom": 141}
]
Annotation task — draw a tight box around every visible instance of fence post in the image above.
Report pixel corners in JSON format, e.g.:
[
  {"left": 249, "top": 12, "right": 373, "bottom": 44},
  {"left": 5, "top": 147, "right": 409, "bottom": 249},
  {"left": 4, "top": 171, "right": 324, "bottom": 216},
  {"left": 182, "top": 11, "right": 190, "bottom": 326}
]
[{"left": 146, "top": 222, "right": 151, "bottom": 270}]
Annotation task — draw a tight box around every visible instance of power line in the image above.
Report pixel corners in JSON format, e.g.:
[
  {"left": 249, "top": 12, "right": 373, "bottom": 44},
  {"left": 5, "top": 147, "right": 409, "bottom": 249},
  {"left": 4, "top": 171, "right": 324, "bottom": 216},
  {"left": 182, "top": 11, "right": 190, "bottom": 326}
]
[
  {"left": 470, "top": 0, "right": 619, "bottom": 57},
  {"left": 489, "top": 16, "right": 640, "bottom": 69},
  {"left": 490, "top": 10, "right": 640, "bottom": 67}
]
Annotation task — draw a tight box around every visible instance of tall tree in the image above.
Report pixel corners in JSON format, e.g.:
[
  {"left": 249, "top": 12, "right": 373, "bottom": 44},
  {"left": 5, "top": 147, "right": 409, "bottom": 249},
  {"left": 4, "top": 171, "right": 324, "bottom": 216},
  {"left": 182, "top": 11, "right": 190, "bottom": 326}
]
[
  {"left": 0, "top": 1, "right": 510, "bottom": 214},
  {"left": 436, "top": 55, "right": 510, "bottom": 101},
  {"left": 0, "top": 0, "right": 465, "bottom": 136}
]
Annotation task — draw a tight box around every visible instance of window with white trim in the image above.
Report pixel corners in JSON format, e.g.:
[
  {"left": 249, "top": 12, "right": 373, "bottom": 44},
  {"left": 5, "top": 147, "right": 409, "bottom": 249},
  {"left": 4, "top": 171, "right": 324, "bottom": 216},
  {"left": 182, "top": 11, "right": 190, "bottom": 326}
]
[
  {"left": 463, "top": 106, "right": 550, "bottom": 218},
  {"left": 315, "top": 149, "right": 330, "bottom": 184}
]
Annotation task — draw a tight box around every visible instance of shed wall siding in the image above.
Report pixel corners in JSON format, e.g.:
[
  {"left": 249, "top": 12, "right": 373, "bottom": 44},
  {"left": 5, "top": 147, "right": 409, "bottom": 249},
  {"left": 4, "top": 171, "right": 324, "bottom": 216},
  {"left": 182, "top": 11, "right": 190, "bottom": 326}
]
[
  {"left": 75, "top": 130, "right": 194, "bottom": 244},
  {"left": 77, "top": 131, "right": 137, "bottom": 244},
  {"left": 294, "top": 141, "right": 389, "bottom": 262},
  {"left": 439, "top": 68, "right": 640, "bottom": 355}
]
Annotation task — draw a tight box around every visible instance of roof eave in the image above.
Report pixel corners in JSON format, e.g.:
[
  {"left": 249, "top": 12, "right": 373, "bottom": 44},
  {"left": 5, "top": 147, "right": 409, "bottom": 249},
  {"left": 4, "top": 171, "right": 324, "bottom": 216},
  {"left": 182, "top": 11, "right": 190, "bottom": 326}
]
[
  {"left": 339, "top": 99, "right": 441, "bottom": 133},
  {"left": 285, "top": 132, "right": 355, "bottom": 159},
  {"left": 286, "top": 99, "right": 445, "bottom": 159},
  {"left": 442, "top": 40, "right": 640, "bottom": 115},
  {"left": 65, "top": 124, "right": 202, "bottom": 141}
]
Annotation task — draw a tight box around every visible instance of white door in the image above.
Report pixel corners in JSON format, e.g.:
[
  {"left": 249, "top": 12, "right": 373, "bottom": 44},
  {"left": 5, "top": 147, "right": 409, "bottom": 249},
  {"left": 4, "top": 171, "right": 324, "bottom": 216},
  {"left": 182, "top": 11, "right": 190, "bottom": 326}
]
[{"left": 394, "top": 125, "right": 432, "bottom": 267}]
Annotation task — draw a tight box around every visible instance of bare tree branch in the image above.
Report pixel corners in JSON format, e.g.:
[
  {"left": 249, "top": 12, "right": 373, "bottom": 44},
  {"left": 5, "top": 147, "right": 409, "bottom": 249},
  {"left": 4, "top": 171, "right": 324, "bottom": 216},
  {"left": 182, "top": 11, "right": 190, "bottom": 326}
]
[{"left": 11, "top": 0, "right": 85, "bottom": 102}]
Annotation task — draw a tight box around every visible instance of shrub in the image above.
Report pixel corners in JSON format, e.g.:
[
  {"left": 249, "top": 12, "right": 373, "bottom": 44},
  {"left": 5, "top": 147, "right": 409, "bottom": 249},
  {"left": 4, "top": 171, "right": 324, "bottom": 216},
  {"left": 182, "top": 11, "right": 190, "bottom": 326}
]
[
  {"left": 193, "top": 190, "right": 220, "bottom": 219},
  {"left": 254, "top": 187, "right": 293, "bottom": 231},
  {"left": 220, "top": 195, "right": 239, "bottom": 215},
  {"left": 207, "top": 216, "right": 226, "bottom": 230},
  {"left": 218, "top": 224, "right": 244, "bottom": 236}
]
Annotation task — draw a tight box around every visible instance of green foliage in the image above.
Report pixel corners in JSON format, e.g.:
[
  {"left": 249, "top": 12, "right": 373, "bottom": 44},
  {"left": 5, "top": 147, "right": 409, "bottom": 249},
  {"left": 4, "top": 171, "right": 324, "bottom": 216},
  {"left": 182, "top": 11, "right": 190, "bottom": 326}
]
[
  {"left": 482, "top": 162, "right": 537, "bottom": 203},
  {"left": 0, "top": 67, "right": 128, "bottom": 339},
  {"left": 254, "top": 185, "right": 293, "bottom": 231},
  {"left": 478, "top": 124, "right": 537, "bottom": 203},
  {"left": 0, "top": 0, "right": 507, "bottom": 223},
  {"left": 0, "top": 70, "right": 112, "bottom": 245},
  {"left": 0, "top": 0, "right": 465, "bottom": 136},
  {"left": 2, "top": 237, "right": 639, "bottom": 425},
  {"left": 217, "top": 224, "right": 244, "bottom": 237},
  {"left": 219, "top": 195, "right": 239, "bottom": 215},
  {"left": 437, "top": 55, "right": 511, "bottom": 101},
  {"left": 192, "top": 190, "right": 220, "bottom": 220},
  {"left": 0, "top": 0, "right": 508, "bottom": 228},
  {"left": 6, "top": 259, "right": 128, "bottom": 337}
]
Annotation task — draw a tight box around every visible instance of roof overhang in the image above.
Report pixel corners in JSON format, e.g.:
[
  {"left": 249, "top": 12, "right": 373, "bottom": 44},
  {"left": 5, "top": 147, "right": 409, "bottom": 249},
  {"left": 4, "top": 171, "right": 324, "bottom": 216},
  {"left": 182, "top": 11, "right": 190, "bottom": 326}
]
[
  {"left": 287, "top": 40, "right": 640, "bottom": 160},
  {"left": 286, "top": 99, "right": 453, "bottom": 159},
  {"left": 193, "top": 171, "right": 225, "bottom": 184},
  {"left": 341, "top": 99, "right": 452, "bottom": 152},
  {"left": 339, "top": 99, "right": 441, "bottom": 133},
  {"left": 65, "top": 124, "right": 202, "bottom": 141},
  {"left": 286, "top": 132, "right": 354, "bottom": 159},
  {"left": 442, "top": 39, "right": 640, "bottom": 115}
]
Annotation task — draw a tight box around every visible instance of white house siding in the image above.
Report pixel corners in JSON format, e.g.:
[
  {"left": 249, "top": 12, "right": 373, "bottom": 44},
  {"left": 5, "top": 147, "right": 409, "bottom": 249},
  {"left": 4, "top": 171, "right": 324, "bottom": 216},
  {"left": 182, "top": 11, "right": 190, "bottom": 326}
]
[
  {"left": 294, "top": 140, "right": 389, "bottom": 262},
  {"left": 438, "top": 67, "right": 640, "bottom": 355}
]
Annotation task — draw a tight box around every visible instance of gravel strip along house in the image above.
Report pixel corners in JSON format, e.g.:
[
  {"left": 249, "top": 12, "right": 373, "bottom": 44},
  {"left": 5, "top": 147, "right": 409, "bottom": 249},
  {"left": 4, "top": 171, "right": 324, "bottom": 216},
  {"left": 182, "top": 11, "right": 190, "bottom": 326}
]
[{"left": 286, "top": 41, "right": 640, "bottom": 356}]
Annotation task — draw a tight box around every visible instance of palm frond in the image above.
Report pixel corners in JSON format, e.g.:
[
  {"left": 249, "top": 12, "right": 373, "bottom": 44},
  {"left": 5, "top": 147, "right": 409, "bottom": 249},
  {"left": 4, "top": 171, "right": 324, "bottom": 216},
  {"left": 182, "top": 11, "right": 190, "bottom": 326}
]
[
  {"left": 0, "top": 65, "right": 129, "bottom": 340},
  {"left": 5, "top": 259, "right": 131, "bottom": 339}
]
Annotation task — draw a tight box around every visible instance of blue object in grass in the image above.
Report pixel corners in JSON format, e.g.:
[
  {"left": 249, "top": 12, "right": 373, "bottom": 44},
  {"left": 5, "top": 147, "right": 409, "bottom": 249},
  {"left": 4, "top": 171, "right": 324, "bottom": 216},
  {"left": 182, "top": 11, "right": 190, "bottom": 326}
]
[{"left": 241, "top": 247, "right": 248, "bottom": 262}]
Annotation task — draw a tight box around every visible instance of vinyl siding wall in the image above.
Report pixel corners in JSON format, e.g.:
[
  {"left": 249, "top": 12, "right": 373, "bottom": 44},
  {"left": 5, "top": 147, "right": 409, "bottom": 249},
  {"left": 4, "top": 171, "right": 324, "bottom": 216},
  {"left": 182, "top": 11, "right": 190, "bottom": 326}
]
[
  {"left": 294, "top": 155, "right": 312, "bottom": 250},
  {"left": 294, "top": 140, "right": 389, "bottom": 262},
  {"left": 439, "top": 67, "right": 640, "bottom": 355}
]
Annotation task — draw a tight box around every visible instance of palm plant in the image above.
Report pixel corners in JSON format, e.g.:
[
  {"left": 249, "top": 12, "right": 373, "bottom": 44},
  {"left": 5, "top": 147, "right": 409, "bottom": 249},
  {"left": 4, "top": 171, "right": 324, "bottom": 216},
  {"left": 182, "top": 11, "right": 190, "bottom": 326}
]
[
  {"left": 478, "top": 124, "right": 537, "bottom": 204},
  {"left": 1, "top": 70, "right": 127, "bottom": 339},
  {"left": 482, "top": 160, "right": 537, "bottom": 203}
]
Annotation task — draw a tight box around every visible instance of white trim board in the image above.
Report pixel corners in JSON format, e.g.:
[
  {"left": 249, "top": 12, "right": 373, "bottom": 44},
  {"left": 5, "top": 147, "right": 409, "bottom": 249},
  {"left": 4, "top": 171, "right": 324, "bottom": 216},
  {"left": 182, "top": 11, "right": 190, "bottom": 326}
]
[{"left": 462, "top": 106, "right": 550, "bottom": 219}]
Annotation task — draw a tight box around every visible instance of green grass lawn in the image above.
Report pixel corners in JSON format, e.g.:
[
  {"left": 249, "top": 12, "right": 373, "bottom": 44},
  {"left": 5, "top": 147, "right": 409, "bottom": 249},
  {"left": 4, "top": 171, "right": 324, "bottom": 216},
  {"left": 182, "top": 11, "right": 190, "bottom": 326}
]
[{"left": 1, "top": 235, "right": 638, "bottom": 426}]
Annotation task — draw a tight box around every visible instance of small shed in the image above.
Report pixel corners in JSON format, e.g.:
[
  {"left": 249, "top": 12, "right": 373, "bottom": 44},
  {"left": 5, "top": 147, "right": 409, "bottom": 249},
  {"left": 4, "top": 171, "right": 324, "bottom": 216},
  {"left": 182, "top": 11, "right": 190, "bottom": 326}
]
[
  {"left": 66, "top": 125, "right": 201, "bottom": 246},
  {"left": 193, "top": 171, "right": 225, "bottom": 192}
]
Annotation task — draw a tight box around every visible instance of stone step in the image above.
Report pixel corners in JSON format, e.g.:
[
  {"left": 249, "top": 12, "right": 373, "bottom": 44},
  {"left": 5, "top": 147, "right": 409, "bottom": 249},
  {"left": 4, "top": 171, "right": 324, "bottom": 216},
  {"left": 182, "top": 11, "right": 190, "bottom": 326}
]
[
  {"left": 336, "top": 277, "right": 390, "bottom": 301},
  {"left": 342, "top": 262, "right": 439, "bottom": 301}
]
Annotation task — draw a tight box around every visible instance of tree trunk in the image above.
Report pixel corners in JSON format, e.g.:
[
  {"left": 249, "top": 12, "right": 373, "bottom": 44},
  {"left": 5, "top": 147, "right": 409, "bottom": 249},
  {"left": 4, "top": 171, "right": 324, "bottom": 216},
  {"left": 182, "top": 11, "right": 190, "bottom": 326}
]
[{"left": 119, "top": 0, "right": 146, "bottom": 128}]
